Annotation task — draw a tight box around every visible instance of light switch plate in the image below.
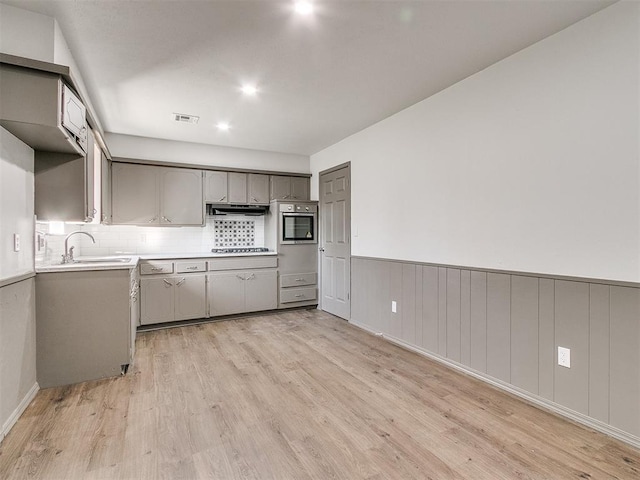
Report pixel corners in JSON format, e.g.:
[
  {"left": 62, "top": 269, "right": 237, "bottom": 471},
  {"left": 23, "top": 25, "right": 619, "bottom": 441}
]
[
  {"left": 391, "top": 300, "right": 397, "bottom": 313},
  {"left": 13, "top": 233, "right": 20, "bottom": 252}
]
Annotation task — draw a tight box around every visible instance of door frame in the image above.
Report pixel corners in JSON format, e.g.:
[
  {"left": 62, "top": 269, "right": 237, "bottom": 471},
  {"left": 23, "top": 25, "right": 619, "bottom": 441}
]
[{"left": 318, "top": 161, "right": 351, "bottom": 319}]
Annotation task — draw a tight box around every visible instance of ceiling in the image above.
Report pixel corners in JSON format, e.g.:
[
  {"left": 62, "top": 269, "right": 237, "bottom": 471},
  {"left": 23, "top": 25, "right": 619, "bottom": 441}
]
[{"left": 4, "top": 0, "right": 615, "bottom": 156}]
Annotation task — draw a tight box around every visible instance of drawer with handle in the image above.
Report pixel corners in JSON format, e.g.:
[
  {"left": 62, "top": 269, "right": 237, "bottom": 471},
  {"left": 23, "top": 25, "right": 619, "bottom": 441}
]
[
  {"left": 279, "top": 286, "right": 317, "bottom": 304},
  {"left": 140, "top": 261, "right": 174, "bottom": 275},
  {"left": 176, "top": 261, "right": 207, "bottom": 273},
  {"left": 280, "top": 272, "right": 317, "bottom": 288}
]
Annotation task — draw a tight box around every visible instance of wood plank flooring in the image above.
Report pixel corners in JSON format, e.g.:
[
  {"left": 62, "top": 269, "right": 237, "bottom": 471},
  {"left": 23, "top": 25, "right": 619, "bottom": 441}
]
[{"left": 1, "top": 309, "right": 638, "bottom": 479}]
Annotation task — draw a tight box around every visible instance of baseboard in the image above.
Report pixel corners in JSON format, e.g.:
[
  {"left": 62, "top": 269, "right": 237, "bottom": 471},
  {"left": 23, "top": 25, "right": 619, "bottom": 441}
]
[
  {"left": 0, "top": 382, "right": 39, "bottom": 444},
  {"left": 348, "top": 319, "right": 640, "bottom": 450}
]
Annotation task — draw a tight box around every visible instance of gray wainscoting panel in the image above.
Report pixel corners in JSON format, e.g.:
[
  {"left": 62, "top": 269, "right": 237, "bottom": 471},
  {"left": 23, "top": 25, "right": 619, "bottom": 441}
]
[
  {"left": 538, "top": 278, "right": 555, "bottom": 401},
  {"left": 422, "top": 266, "right": 439, "bottom": 353},
  {"left": 351, "top": 258, "right": 367, "bottom": 326},
  {"left": 438, "top": 267, "right": 447, "bottom": 356},
  {"left": 349, "top": 256, "right": 640, "bottom": 445},
  {"left": 460, "top": 270, "right": 471, "bottom": 367},
  {"left": 589, "top": 284, "right": 610, "bottom": 423},
  {"left": 486, "top": 273, "right": 511, "bottom": 383},
  {"left": 469, "top": 271, "right": 487, "bottom": 373},
  {"left": 401, "top": 264, "right": 417, "bottom": 345},
  {"left": 414, "top": 266, "right": 424, "bottom": 349},
  {"left": 609, "top": 286, "right": 640, "bottom": 437},
  {"left": 510, "top": 275, "right": 539, "bottom": 395},
  {"left": 554, "top": 280, "right": 590, "bottom": 415},
  {"left": 446, "top": 269, "right": 461, "bottom": 363},
  {"left": 389, "top": 262, "right": 403, "bottom": 339}
]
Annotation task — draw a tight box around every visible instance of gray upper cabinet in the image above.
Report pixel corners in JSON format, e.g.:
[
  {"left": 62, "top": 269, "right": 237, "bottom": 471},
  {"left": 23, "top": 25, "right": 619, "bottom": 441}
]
[
  {"left": 290, "top": 176, "right": 309, "bottom": 201},
  {"left": 101, "top": 152, "right": 112, "bottom": 224},
  {"left": 205, "top": 171, "right": 228, "bottom": 203},
  {"left": 248, "top": 174, "right": 269, "bottom": 204},
  {"left": 160, "top": 168, "right": 204, "bottom": 225},
  {"left": 205, "top": 171, "right": 269, "bottom": 205},
  {"left": 112, "top": 163, "right": 159, "bottom": 225},
  {"left": 34, "top": 129, "right": 96, "bottom": 222},
  {"left": 270, "top": 175, "right": 310, "bottom": 201},
  {"left": 112, "top": 163, "right": 204, "bottom": 226},
  {"left": 228, "top": 172, "right": 248, "bottom": 204}
]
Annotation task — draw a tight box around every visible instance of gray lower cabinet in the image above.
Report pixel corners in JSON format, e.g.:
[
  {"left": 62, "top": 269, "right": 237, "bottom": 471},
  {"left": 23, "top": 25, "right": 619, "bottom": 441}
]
[
  {"left": 208, "top": 270, "right": 277, "bottom": 316},
  {"left": 35, "top": 268, "right": 133, "bottom": 388},
  {"left": 140, "top": 274, "right": 207, "bottom": 325},
  {"left": 279, "top": 272, "right": 318, "bottom": 308}
]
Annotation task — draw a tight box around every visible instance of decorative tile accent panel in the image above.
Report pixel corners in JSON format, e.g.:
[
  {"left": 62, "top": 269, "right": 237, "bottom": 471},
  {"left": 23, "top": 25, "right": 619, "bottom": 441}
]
[{"left": 214, "top": 219, "right": 255, "bottom": 248}]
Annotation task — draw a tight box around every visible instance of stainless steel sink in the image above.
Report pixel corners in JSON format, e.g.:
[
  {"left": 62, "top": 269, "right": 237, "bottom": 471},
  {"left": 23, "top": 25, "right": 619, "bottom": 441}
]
[{"left": 72, "top": 257, "right": 132, "bottom": 264}]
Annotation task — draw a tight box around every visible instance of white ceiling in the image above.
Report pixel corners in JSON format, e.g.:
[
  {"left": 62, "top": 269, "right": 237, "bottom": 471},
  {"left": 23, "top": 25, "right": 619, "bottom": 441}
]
[{"left": 4, "top": 0, "right": 615, "bottom": 156}]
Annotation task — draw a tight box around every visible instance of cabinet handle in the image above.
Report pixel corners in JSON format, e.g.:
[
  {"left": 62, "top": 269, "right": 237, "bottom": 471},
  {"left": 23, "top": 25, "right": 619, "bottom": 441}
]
[
  {"left": 219, "top": 195, "right": 226, "bottom": 202},
  {"left": 246, "top": 273, "right": 255, "bottom": 281},
  {"left": 295, "top": 278, "right": 305, "bottom": 282},
  {"left": 236, "top": 275, "right": 245, "bottom": 281},
  {"left": 163, "top": 279, "right": 172, "bottom": 287},
  {"left": 148, "top": 217, "right": 157, "bottom": 223},
  {"left": 251, "top": 197, "right": 258, "bottom": 203},
  {"left": 176, "top": 278, "right": 186, "bottom": 287},
  {"left": 151, "top": 267, "right": 164, "bottom": 271},
  {"left": 186, "top": 266, "right": 198, "bottom": 270},
  {"left": 294, "top": 294, "right": 305, "bottom": 298},
  {"left": 162, "top": 216, "right": 172, "bottom": 223}
]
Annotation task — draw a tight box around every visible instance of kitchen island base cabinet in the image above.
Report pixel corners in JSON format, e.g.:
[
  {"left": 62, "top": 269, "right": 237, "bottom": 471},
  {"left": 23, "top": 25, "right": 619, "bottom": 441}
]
[
  {"left": 140, "top": 274, "right": 206, "bottom": 325},
  {"left": 35, "top": 269, "right": 133, "bottom": 388},
  {"left": 208, "top": 270, "right": 277, "bottom": 317}
]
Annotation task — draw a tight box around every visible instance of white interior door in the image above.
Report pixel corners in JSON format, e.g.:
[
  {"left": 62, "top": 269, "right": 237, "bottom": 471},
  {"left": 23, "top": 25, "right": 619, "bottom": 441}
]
[{"left": 320, "top": 165, "right": 350, "bottom": 320}]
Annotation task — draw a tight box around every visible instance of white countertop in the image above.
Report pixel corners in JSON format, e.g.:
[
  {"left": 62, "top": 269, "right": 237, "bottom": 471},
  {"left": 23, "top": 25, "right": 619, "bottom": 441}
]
[
  {"left": 138, "top": 251, "right": 277, "bottom": 260},
  {"left": 35, "top": 251, "right": 277, "bottom": 272}
]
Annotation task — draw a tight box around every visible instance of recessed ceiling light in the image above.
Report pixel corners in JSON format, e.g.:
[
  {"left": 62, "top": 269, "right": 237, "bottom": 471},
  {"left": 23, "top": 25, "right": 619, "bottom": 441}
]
[
  {"left": 241, "top": 85, "right": 258, "bottom": 96},
  {"left": 216, "top": 122, "right": 231, "bottom": 131},
  {"left": 294, "top": 1, "right": 314, "bottom": 15}
]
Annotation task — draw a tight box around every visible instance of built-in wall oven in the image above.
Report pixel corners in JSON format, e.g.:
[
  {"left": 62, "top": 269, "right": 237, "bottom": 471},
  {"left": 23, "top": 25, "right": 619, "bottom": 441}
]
[{"left": 279, "top": 202, "right": 318, "bottom": 244}]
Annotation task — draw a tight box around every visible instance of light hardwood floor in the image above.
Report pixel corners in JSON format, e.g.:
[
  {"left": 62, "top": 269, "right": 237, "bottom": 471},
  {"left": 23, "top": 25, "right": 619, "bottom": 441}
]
[{"left": 1, "top": 309, "right": 638, "bottom": 479}]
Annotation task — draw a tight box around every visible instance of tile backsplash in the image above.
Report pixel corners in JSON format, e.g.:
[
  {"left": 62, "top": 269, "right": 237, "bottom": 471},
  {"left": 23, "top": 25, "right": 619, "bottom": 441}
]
[{"left": 36, "top": 215, "right": 265, "bottom": 263}]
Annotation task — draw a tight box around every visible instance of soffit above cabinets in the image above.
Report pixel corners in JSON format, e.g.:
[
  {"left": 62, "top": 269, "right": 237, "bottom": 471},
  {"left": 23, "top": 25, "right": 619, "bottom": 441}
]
[{"left": 2, "top": 0, "right": 615, "bottom": 155}]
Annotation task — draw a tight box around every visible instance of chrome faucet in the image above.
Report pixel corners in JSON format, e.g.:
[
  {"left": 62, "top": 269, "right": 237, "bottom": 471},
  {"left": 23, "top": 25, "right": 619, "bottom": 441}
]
[{"left": 62, "top": 231, "right": 96, "bottom": 264}]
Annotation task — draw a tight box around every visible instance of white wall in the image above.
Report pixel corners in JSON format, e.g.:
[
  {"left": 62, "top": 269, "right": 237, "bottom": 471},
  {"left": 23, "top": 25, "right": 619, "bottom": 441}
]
[
  {"left": 0, "top": 129, "right": 34, "bottom": 280},
  {"left": 0, "top": 3, "right": 54, "bottom": 62},
  {"left": 311, "top": 1, "right": 639, "bottom": 283},
  {"left": 0, "top": 129, "right": 37, "bottom": 444},
  {"left": 106, "top": 133, "right": 310, "bottom": 174}
]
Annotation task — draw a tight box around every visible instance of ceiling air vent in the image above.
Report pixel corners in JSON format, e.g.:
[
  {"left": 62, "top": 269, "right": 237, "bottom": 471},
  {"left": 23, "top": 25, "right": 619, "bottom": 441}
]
[{"left": 173, "top": 113, "right": 199, "bottom": 124}]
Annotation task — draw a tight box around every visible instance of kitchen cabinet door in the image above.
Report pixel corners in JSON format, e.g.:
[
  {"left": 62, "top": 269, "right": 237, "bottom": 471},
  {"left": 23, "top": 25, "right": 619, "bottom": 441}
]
[
  {"left": 208, "top": 272, "right": 245, "bottom": 316},
  {"left": 140, "top": 277, "right": 175, "bottom": 325},
  {"left": 245, "top": 270, "right": 277, "bottom": 312},
  {"left": 160, "top": 167, "right": 204, "bottom": 225},
  {"left": 112, "top": 163, "right": 159, "bottom": 224},
  {"left": 290, "top": 176, "right": 309, "bottom": 201},
  {"left": 174, "top": 274, "right": 206, "bottom": 321},
  {"left": 270, "top": 175, "right": 291, "bottom": 201},
  {"left": 101, "top": 152, "right": 112, "bottom": 224},
  {"left": 228, "top": 172, "right": 248, "bottom": 204},
  {"left": 248, "top": 174, "right": 269, "bottom": 204},
  {"left": 205, "top": 171, "right": 228, "bottom": 203}
]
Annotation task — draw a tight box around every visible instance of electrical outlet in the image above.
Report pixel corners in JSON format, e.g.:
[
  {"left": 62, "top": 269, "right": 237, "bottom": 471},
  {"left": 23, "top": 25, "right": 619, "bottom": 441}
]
[
  {"left": 391, "top": 301, "right": 397, "bottom": 313},
  {"left": 13, "top": 233, "right": 20, "bottom": 252},
  {"left": 558, "top": 346, "right": 571, "bottom": 368}
]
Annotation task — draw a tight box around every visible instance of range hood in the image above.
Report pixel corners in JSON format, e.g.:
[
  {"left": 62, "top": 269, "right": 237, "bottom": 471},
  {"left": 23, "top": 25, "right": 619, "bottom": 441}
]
[{"left": 207, "top": 204, "right": 269, "bottom": 216}]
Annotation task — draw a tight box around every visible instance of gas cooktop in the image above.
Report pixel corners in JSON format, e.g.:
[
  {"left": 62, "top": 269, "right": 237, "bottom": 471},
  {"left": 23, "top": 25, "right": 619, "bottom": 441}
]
[{"left": 211, "top": 247, "right": 270, "bottom": 254}]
